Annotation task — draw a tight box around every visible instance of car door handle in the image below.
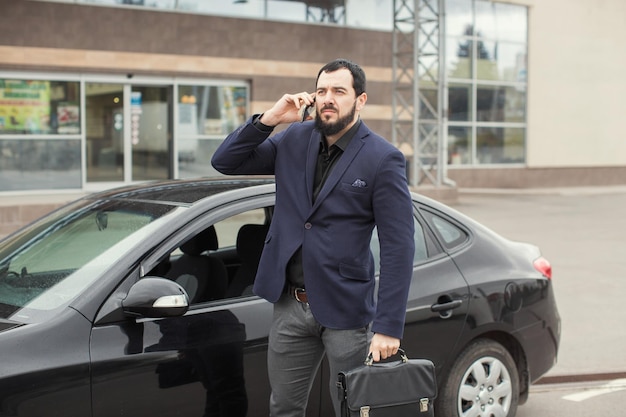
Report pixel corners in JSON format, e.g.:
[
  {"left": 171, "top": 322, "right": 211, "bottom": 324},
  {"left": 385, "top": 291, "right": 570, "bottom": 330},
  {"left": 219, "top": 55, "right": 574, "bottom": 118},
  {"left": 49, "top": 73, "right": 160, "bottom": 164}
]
[{"left": 431, "top": 299, "right": 463, "bottom": 312}]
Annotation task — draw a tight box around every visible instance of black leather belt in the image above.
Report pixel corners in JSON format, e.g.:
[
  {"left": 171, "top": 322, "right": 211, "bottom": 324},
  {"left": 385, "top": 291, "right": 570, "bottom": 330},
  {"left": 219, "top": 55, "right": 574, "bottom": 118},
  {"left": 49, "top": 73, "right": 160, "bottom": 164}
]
[{"left": 287, "top": 285, "right": 308, "bottom": 303}]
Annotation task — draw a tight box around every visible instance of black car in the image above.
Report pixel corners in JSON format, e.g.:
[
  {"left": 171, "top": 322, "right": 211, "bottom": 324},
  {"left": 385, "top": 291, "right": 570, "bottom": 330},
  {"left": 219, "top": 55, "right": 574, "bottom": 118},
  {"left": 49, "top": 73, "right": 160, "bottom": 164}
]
[{"left": 0, "top": 178, "right": 560, "bottom": 417}]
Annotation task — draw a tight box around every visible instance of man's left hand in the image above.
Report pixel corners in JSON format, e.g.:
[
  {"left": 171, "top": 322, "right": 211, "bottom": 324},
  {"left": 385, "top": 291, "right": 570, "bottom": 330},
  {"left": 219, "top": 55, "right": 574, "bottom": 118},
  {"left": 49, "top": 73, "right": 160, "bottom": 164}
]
[{"left": 368, "top": 333, "right": 401, "bottom": 362}]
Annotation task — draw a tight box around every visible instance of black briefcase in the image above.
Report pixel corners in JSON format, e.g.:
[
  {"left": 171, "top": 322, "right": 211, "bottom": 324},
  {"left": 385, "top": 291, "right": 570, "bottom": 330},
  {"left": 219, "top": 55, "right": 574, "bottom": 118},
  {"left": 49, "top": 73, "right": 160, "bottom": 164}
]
[{"left": 337, "top": 349, "right": 437, "bottom": 417}]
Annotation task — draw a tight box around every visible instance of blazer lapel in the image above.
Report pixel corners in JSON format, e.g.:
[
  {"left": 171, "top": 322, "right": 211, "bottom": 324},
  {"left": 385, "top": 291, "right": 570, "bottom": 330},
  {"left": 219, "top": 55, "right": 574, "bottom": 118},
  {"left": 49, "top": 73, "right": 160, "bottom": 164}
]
[{"left": 305, "top": 129, "right": 322, "bottom": 207}]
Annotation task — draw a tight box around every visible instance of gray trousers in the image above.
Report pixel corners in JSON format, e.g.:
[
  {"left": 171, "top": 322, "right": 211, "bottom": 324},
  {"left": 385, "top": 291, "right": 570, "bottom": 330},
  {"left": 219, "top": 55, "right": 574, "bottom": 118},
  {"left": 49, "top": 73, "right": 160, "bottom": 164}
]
[{"left": 268, "top": 292, "right": 370, "bottom": 417}]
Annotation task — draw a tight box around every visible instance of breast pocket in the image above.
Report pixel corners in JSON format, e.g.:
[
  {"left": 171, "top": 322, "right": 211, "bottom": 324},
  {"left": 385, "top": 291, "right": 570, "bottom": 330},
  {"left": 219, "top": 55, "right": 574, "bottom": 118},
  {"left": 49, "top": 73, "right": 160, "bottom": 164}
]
[{"left": 339, "top": 181, "right": 370, "bottom": 195}]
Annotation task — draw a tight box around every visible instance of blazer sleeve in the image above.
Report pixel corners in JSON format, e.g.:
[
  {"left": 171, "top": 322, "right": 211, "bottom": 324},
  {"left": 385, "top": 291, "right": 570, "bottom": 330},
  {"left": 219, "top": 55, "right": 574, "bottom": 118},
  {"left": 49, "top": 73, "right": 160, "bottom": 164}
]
[
  {"left": 370, "top": 147, "right": 415, "bottom": 339},
  {"left": 211, "top": 115, "right": 278, "bottom": 175}
]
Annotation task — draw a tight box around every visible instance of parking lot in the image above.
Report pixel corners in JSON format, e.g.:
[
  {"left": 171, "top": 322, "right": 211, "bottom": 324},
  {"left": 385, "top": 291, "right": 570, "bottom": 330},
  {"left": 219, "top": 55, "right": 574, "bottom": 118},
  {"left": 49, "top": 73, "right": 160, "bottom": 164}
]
[{"left": 449, "top": 186, "right": 626, "bottom": 380}]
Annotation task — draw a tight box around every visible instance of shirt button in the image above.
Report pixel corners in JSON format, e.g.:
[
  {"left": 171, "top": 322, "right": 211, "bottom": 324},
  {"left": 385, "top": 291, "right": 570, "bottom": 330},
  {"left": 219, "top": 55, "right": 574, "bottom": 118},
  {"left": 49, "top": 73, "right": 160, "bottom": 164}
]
[{"left": 304, "top": 222, "right": 312, "bottom": 229}]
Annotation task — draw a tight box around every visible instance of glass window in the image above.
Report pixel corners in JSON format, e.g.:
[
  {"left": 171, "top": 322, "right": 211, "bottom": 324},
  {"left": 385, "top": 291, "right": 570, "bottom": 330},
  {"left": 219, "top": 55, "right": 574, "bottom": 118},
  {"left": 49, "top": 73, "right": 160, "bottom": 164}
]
[
  {"left": 446, "top": 0, "right": 528, "bottom": 167},
  {"left": 413, "top": 219, "right": 428, "bottom": 263},
  {"left": 76, "top": 0, "right": 393, "bottom": 31},
  {"left": 448, "top": 84, "right": 471, "bottom": 121},
  {"left": 475, "top": 0, "right": 527, "bottom": 42},
  {"left": 422, "top": 210, "right": 468, "bottom": 250},
  {"left": 447, "top": 36, "right": 472, "bottom": 79},
  {"left": 0, "top": 138, "right": 81, "bottom": 191},
  {"left": 446, "top": 0, "right": 474, "bottom": 38},
  {"left": 148, "top": 206, "right": 270, "bottom": 303},
  {"left": 213, "top": 208, "right": 267, "bottom": 249},
  {"left": 476, "top": 85, "right": 526, "bottom": 123},
  {"left": 477, "top": 41, "right": 527, "bottom": 82},
  {"left": 448, "top": 126, "right": 471, "bottom": 166},
  {"left": 446, "top": 0, "right": 474, "bottom": 80},
  {"left": 476, "top": 126, "right": 525, "bottom": 164},
  {"left": 346, "top": 0, "right": 393, "bottom": 31},
  {"left": 131, "top": 86, "right": 173, "bottom": 182},
  {"left": 178, "top": 85, "right": 247, "bottom": 137},
  {"left": 85, "top": 83, "right": 124, "bottom": 182},
  {"left": 177, "top": 84, "right": 248, "bottom": 179},
  {"left": 0, "top": 199, "right": 179, "bottom": 321},
  {"left": 0, "top": 80, "right": 80, "bottom": 135}
]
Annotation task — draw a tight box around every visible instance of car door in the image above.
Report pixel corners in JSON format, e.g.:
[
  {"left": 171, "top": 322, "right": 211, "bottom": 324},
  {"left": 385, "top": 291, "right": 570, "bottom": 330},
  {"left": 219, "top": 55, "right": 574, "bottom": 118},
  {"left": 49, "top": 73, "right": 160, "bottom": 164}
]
[
  {"left": 314, "top": 204, "right": 472, "bottom": 415},
  {"left": 89, "top": 199, "right": 277, "bottom": 417},
  {"left": 90, "top": 303, "right": 268, "bottom": 417},
  {"left": 388, "top": 204, "right": 471, "bottom": 374}
]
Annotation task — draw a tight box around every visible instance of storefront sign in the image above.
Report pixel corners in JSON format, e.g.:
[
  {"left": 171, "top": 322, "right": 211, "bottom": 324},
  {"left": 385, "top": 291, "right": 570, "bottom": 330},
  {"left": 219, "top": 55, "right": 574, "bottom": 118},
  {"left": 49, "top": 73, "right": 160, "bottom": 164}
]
[{"left": 0, "top": 80, "right": 51, "bottom": 133}]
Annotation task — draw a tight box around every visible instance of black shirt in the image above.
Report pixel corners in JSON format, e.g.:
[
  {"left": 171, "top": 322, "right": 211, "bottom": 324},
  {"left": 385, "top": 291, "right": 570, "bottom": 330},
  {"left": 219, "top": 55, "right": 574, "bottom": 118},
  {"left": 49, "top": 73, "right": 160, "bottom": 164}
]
[{"left": 286, "top": 120, "right": 362, "bottom": 288}]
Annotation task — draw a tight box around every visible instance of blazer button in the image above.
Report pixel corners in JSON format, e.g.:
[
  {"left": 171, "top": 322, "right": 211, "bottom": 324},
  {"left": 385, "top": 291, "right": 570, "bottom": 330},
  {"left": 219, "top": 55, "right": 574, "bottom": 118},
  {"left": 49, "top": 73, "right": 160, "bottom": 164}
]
[{"left": 304, "top": 222, "right": 312, "bottom": 229}]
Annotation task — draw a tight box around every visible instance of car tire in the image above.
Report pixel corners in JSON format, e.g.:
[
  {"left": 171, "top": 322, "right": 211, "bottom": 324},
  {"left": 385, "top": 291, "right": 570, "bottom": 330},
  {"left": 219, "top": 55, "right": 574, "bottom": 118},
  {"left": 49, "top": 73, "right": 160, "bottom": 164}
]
[{"left": 436, "top": 339, "right": 519, "bottom": 417}]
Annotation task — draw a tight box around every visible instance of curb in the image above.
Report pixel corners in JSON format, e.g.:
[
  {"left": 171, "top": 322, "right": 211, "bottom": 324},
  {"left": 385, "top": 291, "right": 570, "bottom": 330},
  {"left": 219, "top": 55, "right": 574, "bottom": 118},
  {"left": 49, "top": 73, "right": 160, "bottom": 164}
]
[
  {"left": 458, "top": 185, "right": 626, "bottom": 197},
  {"left": 535, "top": 371, "right": 626, "bottom": 385}
]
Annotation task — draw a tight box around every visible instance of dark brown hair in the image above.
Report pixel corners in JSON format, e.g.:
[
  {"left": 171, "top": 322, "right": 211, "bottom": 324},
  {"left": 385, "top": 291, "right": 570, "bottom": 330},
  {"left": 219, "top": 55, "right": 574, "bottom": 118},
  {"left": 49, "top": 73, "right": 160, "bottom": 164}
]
[{"left": 316, "top": 59, "right": 366, "bottom": 96}]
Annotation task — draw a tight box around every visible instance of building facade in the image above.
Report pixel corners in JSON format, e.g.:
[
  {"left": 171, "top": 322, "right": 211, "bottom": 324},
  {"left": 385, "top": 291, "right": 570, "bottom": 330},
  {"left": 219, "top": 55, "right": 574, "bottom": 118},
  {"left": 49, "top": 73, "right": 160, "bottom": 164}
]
[{"left": 1, "top": 0, "right": 625, "bottom": 196}]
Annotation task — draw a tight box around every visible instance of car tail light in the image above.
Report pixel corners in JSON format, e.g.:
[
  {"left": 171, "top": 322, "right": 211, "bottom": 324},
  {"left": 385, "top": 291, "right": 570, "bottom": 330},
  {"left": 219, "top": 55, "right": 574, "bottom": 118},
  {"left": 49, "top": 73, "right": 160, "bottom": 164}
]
[{"left": 533, "top": 256, "right": 552, "bottom": 279}]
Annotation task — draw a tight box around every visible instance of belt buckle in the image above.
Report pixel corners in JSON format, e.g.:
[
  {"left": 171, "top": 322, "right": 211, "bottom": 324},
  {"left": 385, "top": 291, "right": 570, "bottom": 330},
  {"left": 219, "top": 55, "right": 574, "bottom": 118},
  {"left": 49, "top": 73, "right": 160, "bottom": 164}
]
[{"left": 293, "top": 287, "right": 307, "bottom": 304}]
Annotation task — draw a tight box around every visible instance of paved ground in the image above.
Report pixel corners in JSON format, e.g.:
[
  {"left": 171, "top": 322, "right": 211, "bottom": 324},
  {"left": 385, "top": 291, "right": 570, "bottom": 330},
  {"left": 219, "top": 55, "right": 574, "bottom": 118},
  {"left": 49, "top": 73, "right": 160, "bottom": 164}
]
[{"left": 449, "top": 186, "right": 626, "bottom": 381}]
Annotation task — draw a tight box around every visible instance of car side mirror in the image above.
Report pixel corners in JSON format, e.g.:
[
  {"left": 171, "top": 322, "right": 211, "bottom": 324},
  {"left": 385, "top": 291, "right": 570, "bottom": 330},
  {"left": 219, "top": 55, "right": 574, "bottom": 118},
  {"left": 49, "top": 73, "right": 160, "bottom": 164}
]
[{"left": 122, "top": 277, "right": 189, "bottom": 318}]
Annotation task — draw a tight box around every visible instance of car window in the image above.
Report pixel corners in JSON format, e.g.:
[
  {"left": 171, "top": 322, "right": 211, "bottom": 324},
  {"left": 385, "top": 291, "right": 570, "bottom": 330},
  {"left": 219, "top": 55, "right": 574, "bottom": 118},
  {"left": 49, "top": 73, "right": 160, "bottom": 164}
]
[
  {"left": 370, "top": 216, "right": 427, "bottom": 274},
  {"left": 213, "top": 208, "right": 267, "bottom": 248},
  {"left": 150, "top": 207, "right": 270, "bottom": 305},
  {"left": 422, "top": 210, "right": 469, "bottom": 250}
]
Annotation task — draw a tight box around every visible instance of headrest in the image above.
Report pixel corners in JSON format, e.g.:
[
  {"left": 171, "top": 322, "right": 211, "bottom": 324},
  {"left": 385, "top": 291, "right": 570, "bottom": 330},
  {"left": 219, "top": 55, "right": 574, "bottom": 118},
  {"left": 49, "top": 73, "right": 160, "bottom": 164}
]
[
  {"left": 180, "top": 225, "right": 218, "bottom": 255},
  {"left": 236, "top": 224, "right": 269, "bottom": 263}
]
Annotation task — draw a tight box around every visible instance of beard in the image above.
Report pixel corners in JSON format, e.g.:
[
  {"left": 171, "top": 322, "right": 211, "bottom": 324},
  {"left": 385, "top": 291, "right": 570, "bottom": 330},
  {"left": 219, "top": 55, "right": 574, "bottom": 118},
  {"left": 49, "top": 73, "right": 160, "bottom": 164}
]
[{"left": 314, "top": 100, "right": 357, "bottom": 137}]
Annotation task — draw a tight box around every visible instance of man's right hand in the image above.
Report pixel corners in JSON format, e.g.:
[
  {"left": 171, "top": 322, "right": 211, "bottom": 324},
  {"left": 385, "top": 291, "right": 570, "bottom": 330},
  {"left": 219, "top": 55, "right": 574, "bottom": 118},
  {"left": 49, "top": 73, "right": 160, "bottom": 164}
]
[{"left": 260, "top": 92, "right": 315, "bottom": 126}]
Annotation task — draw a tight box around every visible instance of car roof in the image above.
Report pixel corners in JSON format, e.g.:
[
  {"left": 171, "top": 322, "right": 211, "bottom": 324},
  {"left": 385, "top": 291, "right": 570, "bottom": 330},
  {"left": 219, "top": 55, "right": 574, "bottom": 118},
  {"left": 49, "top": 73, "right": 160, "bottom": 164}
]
[
  {"left": 84, "top": 177, "right": 275, "bottom": 206},
  {"left": 81, "top": 176, "right": 477, "bottom": 232}
]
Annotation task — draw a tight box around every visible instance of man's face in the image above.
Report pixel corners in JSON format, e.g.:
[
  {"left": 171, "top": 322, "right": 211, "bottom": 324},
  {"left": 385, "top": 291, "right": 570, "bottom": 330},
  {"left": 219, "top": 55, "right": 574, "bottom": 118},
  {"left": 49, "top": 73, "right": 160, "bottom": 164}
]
[{"left": 314, "top": 68, "right": 365, "bottom": 137}]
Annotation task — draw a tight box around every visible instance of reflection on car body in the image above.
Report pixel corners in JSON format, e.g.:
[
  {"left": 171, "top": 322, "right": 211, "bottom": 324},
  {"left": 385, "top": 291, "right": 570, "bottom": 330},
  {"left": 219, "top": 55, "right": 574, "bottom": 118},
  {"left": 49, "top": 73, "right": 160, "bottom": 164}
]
[{"left": 0, "top": 178, "right": 560, "bottom": 417}]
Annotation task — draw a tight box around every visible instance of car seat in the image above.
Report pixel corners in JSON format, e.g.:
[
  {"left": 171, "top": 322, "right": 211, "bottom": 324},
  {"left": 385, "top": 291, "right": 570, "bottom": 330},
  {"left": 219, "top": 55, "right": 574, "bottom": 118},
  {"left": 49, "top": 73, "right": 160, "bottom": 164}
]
[
  {"left": 225, "top": 223, "right": 269, "bottom": 298},
  {"left": 165, "top": 226, "right": 228, "bottom": 303}
]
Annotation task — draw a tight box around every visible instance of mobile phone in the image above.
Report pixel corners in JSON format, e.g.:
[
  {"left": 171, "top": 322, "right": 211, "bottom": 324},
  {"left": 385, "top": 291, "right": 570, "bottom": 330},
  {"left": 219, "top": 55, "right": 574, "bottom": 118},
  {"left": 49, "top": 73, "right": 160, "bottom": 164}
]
[{"left": 300, "top": 101, "right": 316, "bottom": 122}]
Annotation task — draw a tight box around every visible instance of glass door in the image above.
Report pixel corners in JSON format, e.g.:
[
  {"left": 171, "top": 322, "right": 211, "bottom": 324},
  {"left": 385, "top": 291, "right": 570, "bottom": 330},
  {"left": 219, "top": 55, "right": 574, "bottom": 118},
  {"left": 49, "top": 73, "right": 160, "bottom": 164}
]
[
  {"left": 85, "top": 83, "right": 124, "bottom": 182},
  {"left": 85, "top": 83, "right": 173, "bottom": 184},
  {"left": 130, "top": 85, "right": 173, "bottom": 181}
]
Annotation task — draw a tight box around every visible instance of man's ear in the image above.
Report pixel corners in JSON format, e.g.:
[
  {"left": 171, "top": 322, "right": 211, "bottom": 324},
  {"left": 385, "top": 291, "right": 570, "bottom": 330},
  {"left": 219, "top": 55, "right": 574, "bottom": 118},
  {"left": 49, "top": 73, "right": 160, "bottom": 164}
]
[{"left": 356, "top": 92, "right": 367, "bottom": 112}]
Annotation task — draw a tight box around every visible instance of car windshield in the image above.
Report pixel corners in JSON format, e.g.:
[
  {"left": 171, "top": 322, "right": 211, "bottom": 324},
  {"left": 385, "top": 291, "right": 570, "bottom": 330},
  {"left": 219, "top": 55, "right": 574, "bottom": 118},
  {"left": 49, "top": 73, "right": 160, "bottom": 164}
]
[{"left": 0, "top": 198, "right": 181, "bottom": 323}]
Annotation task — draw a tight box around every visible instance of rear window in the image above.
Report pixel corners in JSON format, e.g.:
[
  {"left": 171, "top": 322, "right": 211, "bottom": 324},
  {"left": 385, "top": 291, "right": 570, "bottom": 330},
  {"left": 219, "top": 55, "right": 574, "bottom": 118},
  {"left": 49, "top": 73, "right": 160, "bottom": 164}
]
[{"left": 422, "top": 210, "right": 469, "bottom": 250}]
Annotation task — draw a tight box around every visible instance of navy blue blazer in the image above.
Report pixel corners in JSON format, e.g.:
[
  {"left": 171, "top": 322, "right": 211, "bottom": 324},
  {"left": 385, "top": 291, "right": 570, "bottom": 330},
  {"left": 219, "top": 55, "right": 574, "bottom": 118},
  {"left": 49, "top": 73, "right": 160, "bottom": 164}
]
[{"left": 211, "top": 116, "right": 415, "bottom": 339}]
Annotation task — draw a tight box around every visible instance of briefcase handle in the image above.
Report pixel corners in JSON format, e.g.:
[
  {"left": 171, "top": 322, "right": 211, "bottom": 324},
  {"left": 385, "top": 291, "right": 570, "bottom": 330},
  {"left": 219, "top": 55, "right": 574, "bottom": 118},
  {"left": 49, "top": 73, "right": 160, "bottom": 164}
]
[{"left": 364, "top": 348, "right": 409, "bottom": 366}]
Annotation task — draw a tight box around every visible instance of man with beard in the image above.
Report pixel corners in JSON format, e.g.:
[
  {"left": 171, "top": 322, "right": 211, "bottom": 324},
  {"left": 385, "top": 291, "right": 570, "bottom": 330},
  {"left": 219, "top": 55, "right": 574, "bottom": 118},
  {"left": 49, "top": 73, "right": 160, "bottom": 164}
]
[{"left": 211, "top": 59, "right": 414, "bottom": 417}]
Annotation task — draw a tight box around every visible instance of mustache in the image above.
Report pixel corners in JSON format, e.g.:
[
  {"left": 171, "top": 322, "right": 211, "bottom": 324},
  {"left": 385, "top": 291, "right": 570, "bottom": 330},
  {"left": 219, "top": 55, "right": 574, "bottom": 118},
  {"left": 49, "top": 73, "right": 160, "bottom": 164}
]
[{"left": 320, "top": 105, "right": 337, "bottom": 112}]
